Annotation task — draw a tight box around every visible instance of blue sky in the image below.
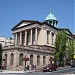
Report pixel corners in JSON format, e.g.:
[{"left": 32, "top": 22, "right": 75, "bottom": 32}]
[{"left": 0, "top": 0, "right": 74, "bottom": 37}]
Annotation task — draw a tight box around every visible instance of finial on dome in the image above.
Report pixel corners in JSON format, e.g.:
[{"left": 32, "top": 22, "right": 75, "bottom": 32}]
[{"left": 49, "top": 8, "right": 52, "bottom": 14}]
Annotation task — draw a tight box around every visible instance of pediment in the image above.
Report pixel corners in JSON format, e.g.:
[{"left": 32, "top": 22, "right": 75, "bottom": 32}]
[
  {"left": 65, "top": 29, "right": 72, "bottom": 35},
  {"left": 59, "top": 28, "right": 72, "bottom": 35},
  {"left": 16, "top": 22, "right": 30, "bottom": 28},
  {"left": 11, "top": 20, "right": 37, "bottom": 31}
]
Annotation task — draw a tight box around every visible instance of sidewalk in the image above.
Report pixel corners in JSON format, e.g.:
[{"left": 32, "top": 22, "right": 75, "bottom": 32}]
[
  {"left": 58, "top": 66, "right": 71, "bottom": 70},
  {"left": 0, "top": 66, "right": 71, "bottom": 73},
  {"left": 0, "top": 70, "right": 36, "bottom": 73}
]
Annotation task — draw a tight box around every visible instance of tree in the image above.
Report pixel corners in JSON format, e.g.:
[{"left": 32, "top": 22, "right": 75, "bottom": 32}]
[
  {"left": 67, "top": 40, "right": 74, "bottom": 61},
  {"left": 55, "top": 31, "right": 67, "bottom": 66},
  {"left": 0, "top": 44, "right": 2, "bottom": 69}
]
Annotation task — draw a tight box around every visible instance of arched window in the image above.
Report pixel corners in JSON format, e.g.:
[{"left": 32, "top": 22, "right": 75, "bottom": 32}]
[
  {"left": 10, "top": 53, "right": 14, "bottom": 65},
  {"left": 50, "top": 57, "right": 53, "bottom": 64},
  {"left": 30, "top": 55, "right": 33, "bottom": 64},
  {"left": 5, "top": 54, "right": 7, "bottom": 66},
  {"left": 37, "top": 55, "right": 40, "bottom": 65},
  {"left": 19, "top": 53, "right": 23, "bottom": 65},
  {"left": 43, "top": 56, "right": 46, "bottom": 65}
]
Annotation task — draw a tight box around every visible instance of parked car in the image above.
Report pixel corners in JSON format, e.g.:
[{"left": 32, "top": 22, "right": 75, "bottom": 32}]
[
  {"left": 71, "top": 61, "right": 75, "bottom": 67},
  {"left": 43, "top": 64, "right": 58, "bottom": 72}
]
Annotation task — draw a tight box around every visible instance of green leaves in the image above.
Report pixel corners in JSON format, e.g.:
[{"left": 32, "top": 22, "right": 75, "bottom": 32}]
[
  {"left": 66, "top": 40, "right": 74, "bottom": 60},
  {"left": 55, "top": 31, "right": 67, "bottom": 66}
]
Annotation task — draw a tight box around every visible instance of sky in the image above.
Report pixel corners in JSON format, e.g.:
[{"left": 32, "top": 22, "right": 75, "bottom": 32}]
[{"left": 0, "top": 0, "right": 74, "bottom": 37}]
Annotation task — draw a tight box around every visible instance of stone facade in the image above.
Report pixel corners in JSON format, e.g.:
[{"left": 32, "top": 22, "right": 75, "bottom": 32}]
[
  {"left": 3, "top": 20, "right": 57, "bottom": 70},
  {"left": 3, "top": 45, "right": 55, "bottom": 70}
]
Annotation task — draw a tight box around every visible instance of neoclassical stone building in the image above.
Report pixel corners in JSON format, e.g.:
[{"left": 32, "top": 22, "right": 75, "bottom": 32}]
[{"left": 2, "top": 10, "right": 74, "bottom": 70}]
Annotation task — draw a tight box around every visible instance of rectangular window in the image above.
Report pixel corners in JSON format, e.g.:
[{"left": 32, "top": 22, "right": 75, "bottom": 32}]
[{"left": 52, "top": 33, "right": 54, "bottom": 45}]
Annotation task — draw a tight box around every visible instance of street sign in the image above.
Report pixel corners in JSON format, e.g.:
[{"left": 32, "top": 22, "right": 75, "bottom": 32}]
[
  {"left": 23, "top": 58, "right": 29, "bottom": 61},
  {"left": 22, "top": 56, "right": 29, "bottom": 71}
]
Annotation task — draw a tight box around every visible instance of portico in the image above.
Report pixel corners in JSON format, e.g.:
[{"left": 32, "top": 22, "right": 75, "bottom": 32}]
[{"left": 13, "top": 27, "right": 39, "bottom": 46}]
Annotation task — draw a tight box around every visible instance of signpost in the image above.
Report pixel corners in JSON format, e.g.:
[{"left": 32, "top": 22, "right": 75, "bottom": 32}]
[{"left": 22, "top": 56, "right": 29, "bottom": 71}]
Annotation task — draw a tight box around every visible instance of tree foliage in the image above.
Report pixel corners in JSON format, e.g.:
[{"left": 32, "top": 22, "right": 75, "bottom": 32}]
[
  {"left": 55, "top": 31, "right": 67, "bottom": 66},
  {"left": 66, "top": 39, "right": 74, "bottom": 60}
]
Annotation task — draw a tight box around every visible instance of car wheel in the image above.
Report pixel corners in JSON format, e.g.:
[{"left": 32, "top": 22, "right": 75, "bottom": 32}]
[
  {"left": 55, "top": 68, "right": 58, "bottom": 71},
  {"left": 49, "top": 69, "right": 52, "bottom": 72},
  {"left": 43, "top": 70, "right": 45, "bottom": 72}
]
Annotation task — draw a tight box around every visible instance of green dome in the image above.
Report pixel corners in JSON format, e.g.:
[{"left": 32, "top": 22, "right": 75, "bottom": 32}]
[{"left": 45, "top": 9, "right": 57, "bottom": 21}]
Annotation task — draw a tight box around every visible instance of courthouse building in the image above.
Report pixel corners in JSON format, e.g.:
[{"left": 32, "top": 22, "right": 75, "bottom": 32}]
[{"left": 2, "top": 10, "right": 74, "bottom": 70}]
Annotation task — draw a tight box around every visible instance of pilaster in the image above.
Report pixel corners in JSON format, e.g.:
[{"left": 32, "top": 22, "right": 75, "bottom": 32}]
[
  {"left": 40, "top": 55, "right": 43, "bottom": 66},
  {"left": 46, "top": 55, "right": 50, "bottom": 64},
  {"left": 14, "top": 50, "right": 19, "bottom": 70},
  {"left": 33, "top": 54, "right": 37, "bottom": 65}
]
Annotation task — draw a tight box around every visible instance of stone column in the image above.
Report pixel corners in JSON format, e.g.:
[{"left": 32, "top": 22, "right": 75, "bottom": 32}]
[
  {"left": 20, "top": 32, "right": 22, "bottom": 45},
  {"left": 25, "top": 30, "right": 27, "bottom": 46},
  {"left": 15, "top": 33, "right": 17, "bottom": 45},
  {"left": 35, "top": 28, "right": 37, "bottom": 44},
  {"left": 31, "top": 29, "right": 32, "bottom": 45}
]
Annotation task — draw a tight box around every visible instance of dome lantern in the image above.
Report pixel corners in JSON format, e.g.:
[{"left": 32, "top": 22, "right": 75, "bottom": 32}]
[{"left": 45, "top": 8, "right": 58, "bottom": 27}]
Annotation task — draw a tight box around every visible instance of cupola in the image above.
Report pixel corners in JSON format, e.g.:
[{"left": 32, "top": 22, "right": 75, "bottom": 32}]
[{"left": 45, "top": 9, "right": 58, "bottom": 27}]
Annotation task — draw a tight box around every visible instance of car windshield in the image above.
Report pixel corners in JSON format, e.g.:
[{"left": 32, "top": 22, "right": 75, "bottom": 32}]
[{"left": 46, "top": 64, "right": 53, "bottom": 67}]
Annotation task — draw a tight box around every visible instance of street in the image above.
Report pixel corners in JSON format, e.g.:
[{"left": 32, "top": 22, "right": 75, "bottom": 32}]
[{"left": 0, "top": 67, "right": 75, "bottom": 75}]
